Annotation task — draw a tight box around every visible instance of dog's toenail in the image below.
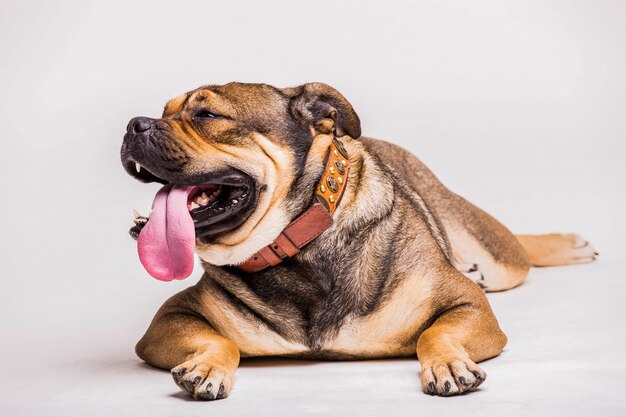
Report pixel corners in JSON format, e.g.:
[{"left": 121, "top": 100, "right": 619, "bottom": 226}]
[
  {"left": 428, "top": 382, "right": 436, "bottom": 394},
  {"left": 217, "top": 383, "right": 225, "bottom": 398},
  {"left": 205, "top": 382, "right": 215, "bottom": 399},
  {"left": 193, "top": 376, "right": 201, "bottom": 385},
  {"left": 444, "top": 381, "right": 451, "bottom": 393},
  {"left": 459, "top": 376, "right": 466, "bottom": 385}
]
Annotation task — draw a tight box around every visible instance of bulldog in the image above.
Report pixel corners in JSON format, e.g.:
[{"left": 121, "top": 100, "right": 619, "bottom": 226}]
[{"left": 120, "top": 82, "right": 597, "bottom": 399}]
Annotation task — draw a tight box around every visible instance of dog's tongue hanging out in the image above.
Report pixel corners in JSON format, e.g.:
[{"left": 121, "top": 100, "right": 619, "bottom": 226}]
[{"left": 137, "top": 184, "right": 197, "bottom": 281}]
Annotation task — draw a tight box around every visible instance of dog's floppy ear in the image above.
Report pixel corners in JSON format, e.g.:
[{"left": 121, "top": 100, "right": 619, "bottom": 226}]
[{"left": 286, "top": 83, "right": 361, "bottom": 139}]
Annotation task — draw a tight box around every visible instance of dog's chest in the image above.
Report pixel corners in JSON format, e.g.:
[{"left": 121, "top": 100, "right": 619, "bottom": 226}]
[
  {"left": 318, "top": 277, "right": 433, "bottom": 357},
  {"left": 203, "top": 270, "right": 433, "bottom": 358}
]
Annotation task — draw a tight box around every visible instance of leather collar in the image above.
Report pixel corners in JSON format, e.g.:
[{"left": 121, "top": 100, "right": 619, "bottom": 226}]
[{"left": 236, "top": 138, "right": 350, "bottom": 273}]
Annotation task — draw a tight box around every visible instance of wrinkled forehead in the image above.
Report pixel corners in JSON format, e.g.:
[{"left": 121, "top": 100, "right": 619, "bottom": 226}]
[{"left": 161, "top": 83, "right": 286, "bottom": 118}]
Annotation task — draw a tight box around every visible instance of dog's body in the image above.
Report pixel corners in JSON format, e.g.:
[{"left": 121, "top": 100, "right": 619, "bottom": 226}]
[{"left": 121, "top": 82, "right": 596, "bottom": 399}]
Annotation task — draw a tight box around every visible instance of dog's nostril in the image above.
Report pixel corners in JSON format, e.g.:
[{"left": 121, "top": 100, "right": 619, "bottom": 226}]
[
  {"left": 129, "top": 117, "right": 153, "bottom": 134},
  {"left": 136, "top": 120, "right": 151, "bottom": 133}
]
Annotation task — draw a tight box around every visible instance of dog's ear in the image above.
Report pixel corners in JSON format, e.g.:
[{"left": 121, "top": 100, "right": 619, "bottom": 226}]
[{"left": 286, "top": 83, "right": 361, "bottom": 139}]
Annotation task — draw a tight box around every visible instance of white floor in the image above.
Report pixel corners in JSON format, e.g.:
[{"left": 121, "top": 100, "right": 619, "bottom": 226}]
[{"left": 2, "top": 259, "right": 625, "bottom": 417}]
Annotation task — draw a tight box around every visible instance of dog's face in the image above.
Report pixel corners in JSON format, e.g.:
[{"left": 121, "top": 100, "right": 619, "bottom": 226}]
[{"left": 121, "top": 82, "right": 360, "bottom": 266}]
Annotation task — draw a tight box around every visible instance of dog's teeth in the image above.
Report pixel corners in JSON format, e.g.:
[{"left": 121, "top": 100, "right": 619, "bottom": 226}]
[
  {"left": 135, "top": 162, "right": 141, "bottom": 173},
  {"left": 198, "top": 193, "right": 210, "bottom": 205},
  {"left": 133, "top": 209, "right": 142, "bottom": 219},
  {"left": 190, "top": 202, "right": 200, "bottom": 210},
  {"left": 196, "top": 192, "right": 211, "bottom": 205}
]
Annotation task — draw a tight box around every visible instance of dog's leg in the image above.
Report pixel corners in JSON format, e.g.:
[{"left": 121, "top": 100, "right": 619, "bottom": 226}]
[
  {"left": 363, "top": 139, "right": 531, "bottom": 292},
  {"left": 417, "top": 274, "right": 507, "bottom": 396},
  {"left": 443, "top": 204, "right": 531, "bottom": 292},
  {"left": 135, "top": 288, "right": 240, "bottom": 400},
  {"left": 516, "top": 233, "right": 597, "bottom": 266}
]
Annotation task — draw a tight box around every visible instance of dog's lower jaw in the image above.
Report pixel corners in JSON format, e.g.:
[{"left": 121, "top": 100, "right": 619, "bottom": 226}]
[{"left": 195, "top": 204, "right": 291, "bottom": 266}]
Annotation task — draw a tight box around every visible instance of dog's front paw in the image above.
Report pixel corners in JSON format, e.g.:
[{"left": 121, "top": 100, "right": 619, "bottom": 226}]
[
  {"left": 171, "top": 360, "right": 234, "bottom": 400},
  {"left": 420, "top": 358, "right": 486, "bottom": 396}
]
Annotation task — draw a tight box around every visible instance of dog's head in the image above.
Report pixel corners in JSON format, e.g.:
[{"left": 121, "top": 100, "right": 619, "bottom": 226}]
[{"left": 121, "top": 82, "right": 360, "bottom": 278}]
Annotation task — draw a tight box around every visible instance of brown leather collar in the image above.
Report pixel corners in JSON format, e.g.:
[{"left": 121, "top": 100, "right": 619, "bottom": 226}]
[{"left": 237, "top": 138, "right": 351, "bottom": 273}]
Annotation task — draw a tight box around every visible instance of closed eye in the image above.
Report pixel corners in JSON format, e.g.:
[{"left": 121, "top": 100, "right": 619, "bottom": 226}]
[{"left": 193, "top": 109, "right": 221, "bottom": 119}]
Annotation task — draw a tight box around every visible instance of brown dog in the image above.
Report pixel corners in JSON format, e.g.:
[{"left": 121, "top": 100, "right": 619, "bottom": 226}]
[{"left": 120, "top": 82, "right": 596, "bottom": 399}]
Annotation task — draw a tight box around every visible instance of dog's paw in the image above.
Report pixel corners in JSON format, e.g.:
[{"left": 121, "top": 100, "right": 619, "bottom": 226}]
[
  {"left": 454, "top": 263, "right": 489, "bottom": 291},
  {"left": 420, "top": 358, "right": 486, "bottom": 396},
  {"left": 559, "top": 234, "right": 598, "bottom": 264},
  {"left": 129, "top": 210, "right": 149, "bottom": 240},
  {"left": 171, "top": 360, "right": 234, "bottom": 400},
  {"left": 521, "top": 233, "right": 598, "bottom": 266}
]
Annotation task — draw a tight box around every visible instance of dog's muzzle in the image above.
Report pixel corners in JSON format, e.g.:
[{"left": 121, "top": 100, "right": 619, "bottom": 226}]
[{"left": 121, "top": 117, "right": 191, "bottom": 184}]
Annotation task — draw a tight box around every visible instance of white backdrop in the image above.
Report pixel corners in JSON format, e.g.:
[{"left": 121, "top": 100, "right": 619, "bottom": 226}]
[{"left": 1, "top": 1, "right": 625, "bottom": 416}]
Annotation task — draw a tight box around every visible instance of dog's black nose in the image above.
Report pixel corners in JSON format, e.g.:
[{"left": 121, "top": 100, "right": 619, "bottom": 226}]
[{"left": 128, "top": 117, "right": 153, "bottom": 134}]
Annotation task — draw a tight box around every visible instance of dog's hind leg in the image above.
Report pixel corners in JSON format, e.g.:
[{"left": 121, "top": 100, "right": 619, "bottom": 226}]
[
  {"left": 363, "top": 138, "right": 596, "bottom": 292},
  {"left": 435, "top": 193, "right": 532, "bottom": 292},
  {"left": 515, "top": 233, "right": 597, "bottom": 266},
  {"left": 361, "top": 139, "right": 530, "bottom": 292},
  {"left": 435, "top": 202, "right": 597, "bottom": 291},
  {"left": 135, "top": 287, "right": 240, "bottom": 400}
]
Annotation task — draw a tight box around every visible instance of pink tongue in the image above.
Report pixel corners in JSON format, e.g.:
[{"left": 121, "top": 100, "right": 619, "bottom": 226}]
[{"left": 137, "top": 184, "right": 197, "bottom": 281}]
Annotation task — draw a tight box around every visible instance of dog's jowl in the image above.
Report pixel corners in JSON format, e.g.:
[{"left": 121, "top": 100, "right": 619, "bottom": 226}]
[{"left": 121, "top": 82, "right": 597, "bottom": 399}]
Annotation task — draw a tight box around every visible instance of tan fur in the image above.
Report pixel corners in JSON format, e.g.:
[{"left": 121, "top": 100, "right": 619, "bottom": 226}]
[
  {"left": 126, "top": 82, "right": 596, "bottom": 400},
  {"left": 448, "top": 225, "right": 529, "bottom": 291},
  {"left": 328, "top": 262, "right": 435, "bottom": 358},
  {"left": 516, "top": 233, "right": 597, "bottom": 266}
]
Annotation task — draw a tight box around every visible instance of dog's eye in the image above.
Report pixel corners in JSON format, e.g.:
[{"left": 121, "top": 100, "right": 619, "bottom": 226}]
[{"left": 193, "top": 109, "right": 219, "bottom": 119}]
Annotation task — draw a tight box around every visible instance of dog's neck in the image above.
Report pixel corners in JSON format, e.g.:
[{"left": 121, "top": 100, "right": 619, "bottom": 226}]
[{"left": 236, "top": 137, "right": 352, "bottom": 272}]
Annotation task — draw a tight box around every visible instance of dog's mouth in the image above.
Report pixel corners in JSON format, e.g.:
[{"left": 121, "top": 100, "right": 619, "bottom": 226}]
[
  {"left": 123, "top": 158, "right": 258, "bottom": 281},
  {"left": 125, "top": 160, "right": 257, "bottom": 243},
  {"left": 182, "top": 179, "right": 255, "bottom": 240}
]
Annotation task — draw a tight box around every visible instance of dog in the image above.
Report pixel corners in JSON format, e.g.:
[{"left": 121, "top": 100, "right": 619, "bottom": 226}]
[{"left": 120, "top": 82, "right": 597, "bottom": 399}]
